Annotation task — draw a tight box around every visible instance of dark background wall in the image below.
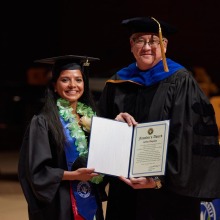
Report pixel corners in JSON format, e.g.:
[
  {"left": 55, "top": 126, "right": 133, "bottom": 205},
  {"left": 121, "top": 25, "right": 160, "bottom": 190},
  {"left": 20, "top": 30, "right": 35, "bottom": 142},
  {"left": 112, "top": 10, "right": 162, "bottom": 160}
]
[
  {"left": 59, "top": 0, "right": 220, "bottom": 83},
  {"left": 0, "top": 0, "right": 220, "bottom": 150},
  {"left": 1, "top": 0, "right": 220, "bottom": 83},
  {"left": 0, "top": 1, "right": 59, "bottom": 82}
]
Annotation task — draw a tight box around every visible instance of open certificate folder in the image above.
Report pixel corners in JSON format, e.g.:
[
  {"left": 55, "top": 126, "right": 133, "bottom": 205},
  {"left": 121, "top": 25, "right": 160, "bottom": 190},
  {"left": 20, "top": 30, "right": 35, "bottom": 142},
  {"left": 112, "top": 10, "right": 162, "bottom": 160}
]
[{"left": 87, "top": 116, "right": 170, "bottom": 178}]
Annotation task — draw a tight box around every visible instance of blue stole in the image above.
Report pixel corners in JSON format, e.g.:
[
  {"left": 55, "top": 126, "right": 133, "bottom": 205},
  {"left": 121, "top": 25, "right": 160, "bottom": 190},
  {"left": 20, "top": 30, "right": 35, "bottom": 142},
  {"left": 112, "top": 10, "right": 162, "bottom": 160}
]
[
  {"left": 116, "top": 58, "right": 184, "bottom": 86},
  {"left": 60, "top": 117, "right": 97, "bottom": 220}
]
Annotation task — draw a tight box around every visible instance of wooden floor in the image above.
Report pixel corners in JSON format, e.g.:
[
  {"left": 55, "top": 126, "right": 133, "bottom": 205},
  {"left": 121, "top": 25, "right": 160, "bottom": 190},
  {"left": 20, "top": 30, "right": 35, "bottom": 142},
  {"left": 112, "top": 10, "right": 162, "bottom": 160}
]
[
  {"left": 0, "top": 179, "right": 28, "bottom": 220},
  {"left": 0, "top": 151, "right": 107, "bottom": 220},
  {"left": 0, "top": 151, "right": 28, "bottom": 220}
]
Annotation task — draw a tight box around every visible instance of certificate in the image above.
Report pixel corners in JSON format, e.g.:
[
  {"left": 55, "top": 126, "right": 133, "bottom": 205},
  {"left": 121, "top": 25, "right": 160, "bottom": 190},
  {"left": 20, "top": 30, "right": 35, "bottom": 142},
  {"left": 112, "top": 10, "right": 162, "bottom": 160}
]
[{"left": 87, "top": 116, "right": 169, "bottom": 178}]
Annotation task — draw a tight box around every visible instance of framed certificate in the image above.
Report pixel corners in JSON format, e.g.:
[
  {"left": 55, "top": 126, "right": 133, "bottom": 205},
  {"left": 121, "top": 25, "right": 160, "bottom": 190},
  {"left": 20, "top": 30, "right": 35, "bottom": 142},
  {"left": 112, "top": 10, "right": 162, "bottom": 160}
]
[{"left": 87, "top": 116, "right": 169, "bottom": 178}]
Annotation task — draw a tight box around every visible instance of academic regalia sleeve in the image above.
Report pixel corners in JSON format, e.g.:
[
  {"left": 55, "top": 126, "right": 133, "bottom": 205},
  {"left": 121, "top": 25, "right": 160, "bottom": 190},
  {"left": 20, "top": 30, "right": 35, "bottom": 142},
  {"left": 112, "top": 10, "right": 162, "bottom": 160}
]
[
  {"left": 19, "top": 115, "right": 64, "bottom": 203},
  {"left": 163, "top": 71, "right": 220, "bottom": 199}
]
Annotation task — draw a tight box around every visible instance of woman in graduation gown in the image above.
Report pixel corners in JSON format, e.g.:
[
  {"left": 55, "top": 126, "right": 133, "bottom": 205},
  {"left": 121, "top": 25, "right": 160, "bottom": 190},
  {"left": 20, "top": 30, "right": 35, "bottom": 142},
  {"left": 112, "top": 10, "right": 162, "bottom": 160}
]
[
  {"left": 99, "top": 17, "right": 220, "bottom": 220},
  {"left": 18, "top": 55, "right": 105, "bottom": 220}
]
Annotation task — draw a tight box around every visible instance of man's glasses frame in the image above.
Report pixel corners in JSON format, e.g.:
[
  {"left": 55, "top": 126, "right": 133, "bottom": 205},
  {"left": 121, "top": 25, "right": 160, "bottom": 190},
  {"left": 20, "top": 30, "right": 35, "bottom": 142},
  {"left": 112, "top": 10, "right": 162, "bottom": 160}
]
[{"left": 132, "top": 37, "right": 164, "bottom": 49}]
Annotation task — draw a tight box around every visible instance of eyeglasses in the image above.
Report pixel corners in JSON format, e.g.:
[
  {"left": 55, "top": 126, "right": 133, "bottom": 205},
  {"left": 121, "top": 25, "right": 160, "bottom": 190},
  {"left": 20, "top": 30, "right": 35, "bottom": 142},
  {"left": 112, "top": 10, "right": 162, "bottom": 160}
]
[{"left": 133, "top": 38, "right": 160, "bottom": 49}]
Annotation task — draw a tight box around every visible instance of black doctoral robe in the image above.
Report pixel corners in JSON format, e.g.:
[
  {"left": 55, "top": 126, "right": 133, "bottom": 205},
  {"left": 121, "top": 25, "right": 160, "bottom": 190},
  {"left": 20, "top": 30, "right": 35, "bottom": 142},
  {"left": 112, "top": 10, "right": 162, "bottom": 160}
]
[
  {"left": 18, "top": 114, "right": 104, "bottom": 220},
  {"left": 99, "top": 68, "right": 220, "bottom": 220}
]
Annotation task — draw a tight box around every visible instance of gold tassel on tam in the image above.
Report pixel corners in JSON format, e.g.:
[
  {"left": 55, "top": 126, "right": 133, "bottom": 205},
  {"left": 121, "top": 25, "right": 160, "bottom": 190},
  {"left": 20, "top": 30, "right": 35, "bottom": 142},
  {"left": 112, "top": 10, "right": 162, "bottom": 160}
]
[{"left": 151, "top": 17, "right": 169, "bottom": 72}]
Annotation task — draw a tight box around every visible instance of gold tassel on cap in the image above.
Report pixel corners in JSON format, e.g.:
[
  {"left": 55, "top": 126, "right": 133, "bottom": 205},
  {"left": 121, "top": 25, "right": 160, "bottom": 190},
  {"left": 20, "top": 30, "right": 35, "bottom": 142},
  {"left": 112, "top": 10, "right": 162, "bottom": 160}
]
[
  {"left": 151, "top": 17, "right": 169, "bottom": 72},
  {"left": 83, "top": 58, "right": 90, "bottom": 66}
]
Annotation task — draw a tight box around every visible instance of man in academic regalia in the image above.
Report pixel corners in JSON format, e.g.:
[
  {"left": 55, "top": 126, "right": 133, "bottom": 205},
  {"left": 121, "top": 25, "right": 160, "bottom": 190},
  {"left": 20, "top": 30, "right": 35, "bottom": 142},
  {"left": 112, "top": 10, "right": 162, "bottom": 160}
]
[{"left": 98, "top": 16, "right": 220, "bottom": 220}]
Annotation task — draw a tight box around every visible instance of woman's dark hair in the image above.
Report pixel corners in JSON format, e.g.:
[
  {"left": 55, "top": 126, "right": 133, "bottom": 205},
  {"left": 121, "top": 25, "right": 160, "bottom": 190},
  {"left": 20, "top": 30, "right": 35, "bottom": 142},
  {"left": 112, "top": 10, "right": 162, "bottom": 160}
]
[{"left": 41, "top": 66, "right": 98, "bottom": 152}]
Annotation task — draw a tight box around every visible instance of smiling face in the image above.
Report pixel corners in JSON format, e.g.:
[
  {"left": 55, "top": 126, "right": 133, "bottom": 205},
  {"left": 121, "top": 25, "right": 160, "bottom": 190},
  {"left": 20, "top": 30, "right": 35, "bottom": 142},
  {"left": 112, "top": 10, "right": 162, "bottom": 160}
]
[
  {"left": 130, "top": 33, "right": 168, "bottom": 70},
  {"left": 54, "top": 69, "right": 84, "bottom": 107}
]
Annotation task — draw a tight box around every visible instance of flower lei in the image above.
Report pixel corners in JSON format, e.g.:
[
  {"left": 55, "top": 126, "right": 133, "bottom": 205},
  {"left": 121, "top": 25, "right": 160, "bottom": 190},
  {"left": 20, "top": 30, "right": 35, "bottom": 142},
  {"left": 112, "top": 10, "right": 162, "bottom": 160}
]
[{"left": 57, "top": 98, "right": 104, "bottom": 184}]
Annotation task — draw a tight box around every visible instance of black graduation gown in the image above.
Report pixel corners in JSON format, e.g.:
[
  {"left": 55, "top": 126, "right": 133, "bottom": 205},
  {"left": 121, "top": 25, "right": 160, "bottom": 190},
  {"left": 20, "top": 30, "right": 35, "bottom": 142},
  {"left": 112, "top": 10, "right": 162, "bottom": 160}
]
[
  {"left": 18, "top": 114, "right": 104, "bottom": 220},
  {"left": 99, "top": 68, "right": 220, "bottom": 220}
]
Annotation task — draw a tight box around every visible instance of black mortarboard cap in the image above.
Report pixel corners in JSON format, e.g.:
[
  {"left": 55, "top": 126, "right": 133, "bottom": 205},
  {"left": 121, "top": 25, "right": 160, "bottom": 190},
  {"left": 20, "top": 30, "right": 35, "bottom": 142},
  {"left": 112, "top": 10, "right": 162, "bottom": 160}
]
[
  {"left": 35, "top": 55, "right": 100, "bottom": 65},
  {"left": 35, "top": 55, "right": 100, "bottom": 89},
  {"left": 121, "top": 16, "right": 177, "bottom": 38},
  {"left": 35, "top": 55, "right": 100, "bottom": 74}
]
